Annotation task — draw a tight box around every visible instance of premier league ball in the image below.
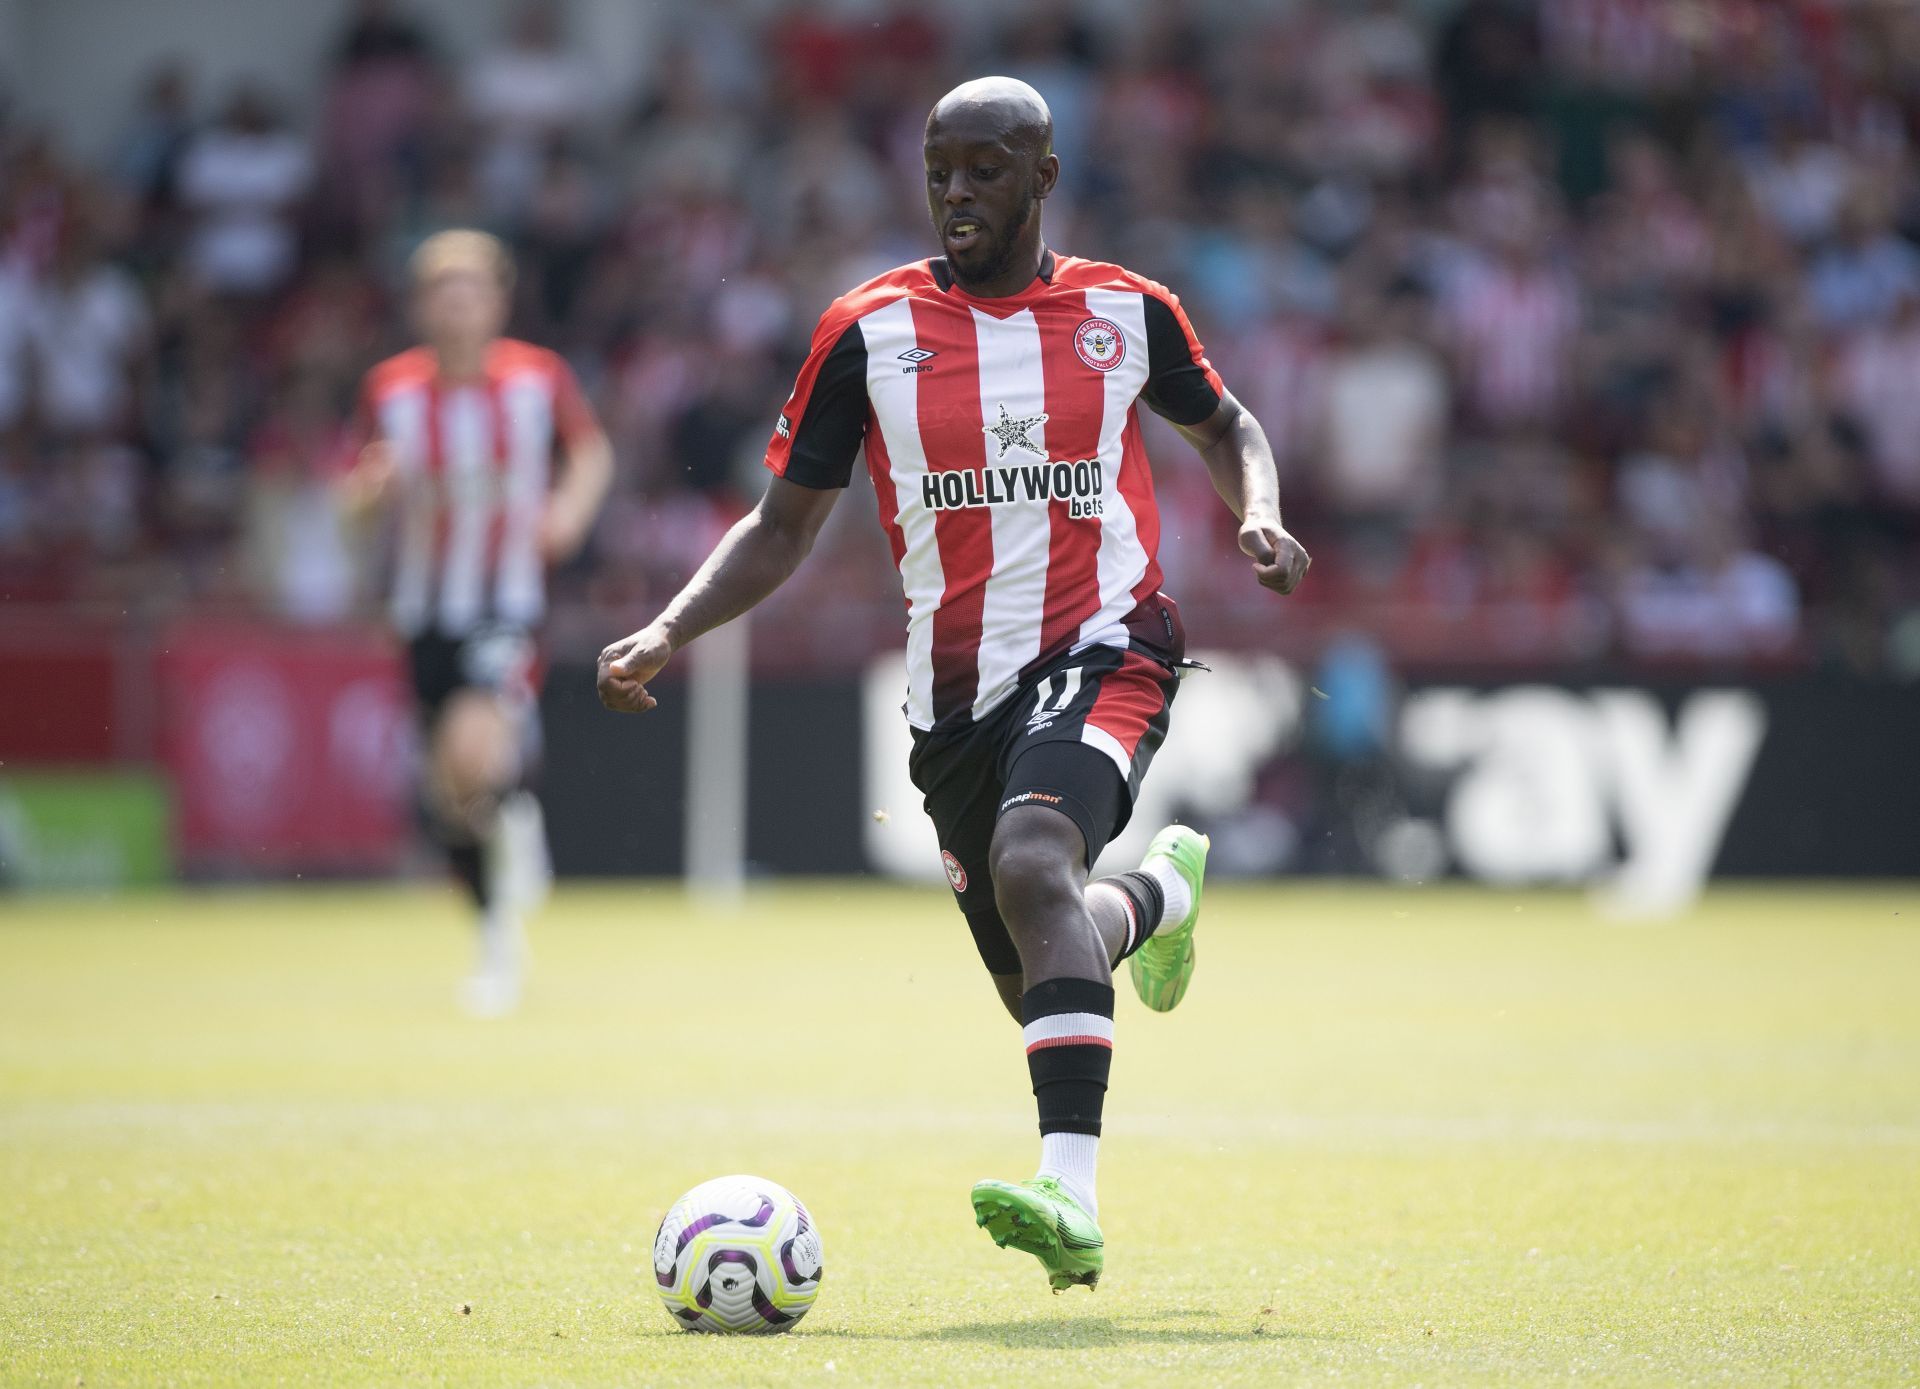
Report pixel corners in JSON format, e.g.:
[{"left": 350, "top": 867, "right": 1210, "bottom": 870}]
[{"left": 652, "top": 1175, "right": 823, "bottom": 1333}]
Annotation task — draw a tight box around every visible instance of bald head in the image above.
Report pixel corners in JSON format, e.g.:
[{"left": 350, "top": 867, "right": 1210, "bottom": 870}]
[
  {"left": 926, "top": 76, "right": 1053, "bottom": 160},
  {"left": 922, "top": 75, "right": 1060, "bottom": 295}
]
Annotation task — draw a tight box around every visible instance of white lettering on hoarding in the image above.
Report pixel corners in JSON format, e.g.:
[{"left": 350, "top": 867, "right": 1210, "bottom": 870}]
[{"left": 1402, "top": 688, "right": 1766, "bottom": 915}]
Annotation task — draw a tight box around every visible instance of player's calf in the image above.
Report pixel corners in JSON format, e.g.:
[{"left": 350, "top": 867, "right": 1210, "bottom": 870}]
[
  {"left": 973, "top": 973, "right": 1114, "bottom": 1290},
  {"left": 426, "top": 692, "right": 542, "bottom": 1016}
]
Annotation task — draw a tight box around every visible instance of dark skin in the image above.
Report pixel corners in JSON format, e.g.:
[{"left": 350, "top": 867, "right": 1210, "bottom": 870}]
[
  {"left": 924, "top": 77, "right": 1059, "bottom": 297},
  {"left": 599, "top": 78, "right": 1309, "bottom": 1020}
]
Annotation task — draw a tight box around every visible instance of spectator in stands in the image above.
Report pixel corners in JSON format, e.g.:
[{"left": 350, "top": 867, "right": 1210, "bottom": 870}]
[
  {"left": 1617, "top": 514, "right": 1801, "bottom": 660},
  {"left": 320, "top": 0, "right": 439, "bottom": 235},
  {"left": 1744, "top": 118, "right": 1854, "bottom": 249},
  {"left": 1316, "top": 278, "right": 1449, "bottom": 527},
  {"left": 1806, "top": 182, "right": 1920, "bottom": 332},
  {"left": 1440, "top": 210, "right": 1581, "bottom": 429},
  {"left": 1616, "top": 396, "right": 1750, "bottom": 552},
  {"left": 243, "top": 367, "right": 359, "bottom": 623},
  {"left": 110, "top": 65, "right": 195, "bottom": 214},
  {"left": 466, "top": 0, "right": 603, "bottom": 222},
  {"left": 177, "top": 86, "right": 313, "bottom": 296},
  {"left": 1831, "top": 286, "right": 1920, "bottom": 513},
  {"left": 19, "top": 212, "right": 151, "bottom": 442}
]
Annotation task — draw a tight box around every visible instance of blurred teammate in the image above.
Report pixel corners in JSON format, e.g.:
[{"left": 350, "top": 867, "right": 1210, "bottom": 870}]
[
  {"left": 343, "top": 230, "right": 612, "bottom": 1016},
  {"left": 596, "top": 80, "right": 1308, "bottom": 1288}
]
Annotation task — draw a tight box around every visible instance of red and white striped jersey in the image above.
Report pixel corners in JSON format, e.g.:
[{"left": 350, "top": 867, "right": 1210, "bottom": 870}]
[
  {"left": 354, "top": 339, "right": 600, "bottom": 638},
  {"left": 765, "top": 250, "right": 1225, "bottom": 731}
]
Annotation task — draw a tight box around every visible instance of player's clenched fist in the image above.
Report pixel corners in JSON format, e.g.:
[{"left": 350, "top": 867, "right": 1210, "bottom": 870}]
[
  {"left": 597, "top": 627, "right": 672, "bottom": 713},
  {"left": 1238, "top": 516, "right": 1310, "bottom": 595}
]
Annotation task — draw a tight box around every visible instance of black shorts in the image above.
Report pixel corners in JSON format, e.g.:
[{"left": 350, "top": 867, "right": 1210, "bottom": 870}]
[
  {"left": 908, "top": 641, "right": 1180, "bottom": 976},
  {"left": 404, "top": 626, "right": 543, "bottom": 723}
]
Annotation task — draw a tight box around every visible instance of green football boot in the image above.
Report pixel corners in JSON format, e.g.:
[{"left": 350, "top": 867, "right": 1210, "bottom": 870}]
[
  {"left": 970, "top": 1177, "right": 1105, "bottom": 1291},
  {"left": 1127, "top": 824, "right": 1209, "bottom": 1012}
]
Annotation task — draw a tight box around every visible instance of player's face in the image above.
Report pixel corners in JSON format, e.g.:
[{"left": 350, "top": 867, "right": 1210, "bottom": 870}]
[
  {"left": 415, "top": 266, "right": 508, "bottom": 352},
  {"left": 924, "top": 126, "right": 1052, "bottom": 291}
]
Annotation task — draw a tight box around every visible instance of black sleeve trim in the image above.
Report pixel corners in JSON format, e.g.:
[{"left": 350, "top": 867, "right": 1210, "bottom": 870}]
[
  {"left": 1140, "top": 294, "right": 1223, "bottom": 427},
  {"left": 784, "top": 322, "right": 869, "bottom": 489}
]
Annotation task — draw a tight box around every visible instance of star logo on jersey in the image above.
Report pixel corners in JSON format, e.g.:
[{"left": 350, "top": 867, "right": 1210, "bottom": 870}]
[{"left": 982, "top": 402, "right": 1048, "bottom": 459}]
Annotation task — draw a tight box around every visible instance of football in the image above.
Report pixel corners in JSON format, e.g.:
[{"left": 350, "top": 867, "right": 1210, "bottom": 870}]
[{"left": 652, "top": 1175, "right": 824, "bottom": 1333}]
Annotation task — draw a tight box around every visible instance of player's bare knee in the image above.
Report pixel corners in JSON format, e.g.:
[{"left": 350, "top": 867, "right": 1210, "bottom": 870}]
[
  {"left": 437, "top": 696, "right": 508, "bottom": 782},
  {"left": 988, "top": 809, "right": 1084, "bottom": 928},
  {"left": 431, "top": 693, "right": 514, "bottom": 821}
]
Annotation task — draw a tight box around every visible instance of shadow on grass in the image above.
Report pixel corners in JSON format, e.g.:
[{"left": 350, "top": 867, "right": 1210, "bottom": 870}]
[{"left": 812, "top": 1308, "right": 1320, "bottom": 1346}]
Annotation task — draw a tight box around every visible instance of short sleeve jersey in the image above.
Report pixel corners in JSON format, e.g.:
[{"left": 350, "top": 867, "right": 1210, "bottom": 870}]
[
  {"left": 763, "top": 250, "right": 1226, "bottom": 731},
  {"left": 354, "top": 338, "right": 599, "bottom": 637}
]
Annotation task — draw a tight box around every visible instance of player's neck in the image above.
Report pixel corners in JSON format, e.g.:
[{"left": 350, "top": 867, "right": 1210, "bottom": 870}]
[
  {"left": 432, "top": 339, "right": 492, "bottom": 380},
  {"left": 954, "top": 239, "right": 1049, "bottom": 299}
]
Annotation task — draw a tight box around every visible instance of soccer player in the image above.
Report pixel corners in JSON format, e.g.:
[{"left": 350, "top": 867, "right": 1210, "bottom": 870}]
[
  {"left": 597, "top": 79, "right": 1308, "bottom": 1288},
  {"left": 342, "top": 230, "right": 612, "bottom": 1016}
]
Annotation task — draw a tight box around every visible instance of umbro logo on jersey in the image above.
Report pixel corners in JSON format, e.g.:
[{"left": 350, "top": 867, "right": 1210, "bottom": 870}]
[{"left": 898, "top": 347, "right": 937, "bottom": 374}]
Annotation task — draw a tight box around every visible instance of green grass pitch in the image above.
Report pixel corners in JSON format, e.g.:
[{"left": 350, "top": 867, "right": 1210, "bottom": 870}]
[{"left": 3, "top": 881, "right": 1917, "bottom": 1386}]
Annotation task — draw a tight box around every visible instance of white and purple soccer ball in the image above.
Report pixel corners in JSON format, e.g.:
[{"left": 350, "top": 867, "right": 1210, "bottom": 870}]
[{"left": 652, "top": 1175, "right": 823, "bottom": 1333}]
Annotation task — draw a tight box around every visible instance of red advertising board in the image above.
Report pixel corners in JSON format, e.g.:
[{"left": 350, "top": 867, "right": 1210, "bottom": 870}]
[
  {"left": 155, "top": 622, "right": 414, "bottom": 873},
  {"left": 0, "top": 614, "right": 125, "bottom": 763}
]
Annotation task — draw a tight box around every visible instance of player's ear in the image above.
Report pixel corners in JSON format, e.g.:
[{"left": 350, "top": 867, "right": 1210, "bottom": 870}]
[{"left": 1034, "top": 153, "right": 1060, "bottom": 201}]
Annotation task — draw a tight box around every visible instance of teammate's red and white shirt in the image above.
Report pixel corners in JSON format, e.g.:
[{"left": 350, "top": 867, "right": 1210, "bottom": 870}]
[
  {"left": 354, "top": 339, "right": 599, "bottom": 638},
  {"left": 765, "top": 250, "right": 1226, "bottom": 732}
]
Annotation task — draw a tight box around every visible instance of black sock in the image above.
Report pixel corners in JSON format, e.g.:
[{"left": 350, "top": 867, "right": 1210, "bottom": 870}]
[
  {"left": 1096, "top": 870, "right": 1165, "bottom": 961},
  {"left": 444, "top": 840, "right": 488, "bottom": 910},
  {"left": 1022, "top": 977, "right": 1115, "bottom": 1137}
]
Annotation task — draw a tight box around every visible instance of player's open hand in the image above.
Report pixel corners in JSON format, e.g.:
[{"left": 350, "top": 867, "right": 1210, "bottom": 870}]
[
  {"left": 597, "top": 627, "right": 672, "bottom": 714},
  {"left": 1239, "top": 516, "right": 1310, "bottom": 595}
]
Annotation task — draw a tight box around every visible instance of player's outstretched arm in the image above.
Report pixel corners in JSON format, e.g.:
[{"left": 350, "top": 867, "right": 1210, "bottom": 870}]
[
  {"left": 596, "top": 476, "right": 839, "bottom": 714},
  {"left": 1175, "top": 391, "right": 1310, "bottom": 596},
  {"left": 540, "top": 426, "right": 615, "bottom": 562}
]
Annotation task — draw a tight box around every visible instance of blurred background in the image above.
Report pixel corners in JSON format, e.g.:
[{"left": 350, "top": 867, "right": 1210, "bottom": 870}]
[{"left": 1, "top": 0, "right": 1916, "bottom": 900}]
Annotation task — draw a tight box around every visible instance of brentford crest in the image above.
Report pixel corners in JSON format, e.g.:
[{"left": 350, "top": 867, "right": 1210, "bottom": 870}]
[
  {"left": 941, "top": 850, "right": 969, "bottom": 892},
  {"left": 1074, "top": 317, "right": 1125, "bottom": 371}
]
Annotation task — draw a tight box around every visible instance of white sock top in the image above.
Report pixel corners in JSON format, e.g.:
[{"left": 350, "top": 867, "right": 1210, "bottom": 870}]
[
  {"left": 1144, "top": 855, "right": 1191, "bottom": 930},
  {"left": 1037, "top": 1130, "right": 1100, "bottom": 1219}
]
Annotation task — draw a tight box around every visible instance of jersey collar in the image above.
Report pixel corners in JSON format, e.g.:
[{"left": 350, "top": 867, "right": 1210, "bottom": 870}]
[{"left": 930, "top": 247, "right": 1058, "bottom": 311}]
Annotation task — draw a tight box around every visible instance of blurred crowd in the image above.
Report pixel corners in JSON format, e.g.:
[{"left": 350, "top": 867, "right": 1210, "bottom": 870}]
[{"left": 3, "top": 0, "right": 1920, "bottom": 674}]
